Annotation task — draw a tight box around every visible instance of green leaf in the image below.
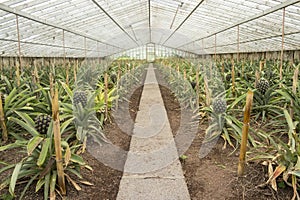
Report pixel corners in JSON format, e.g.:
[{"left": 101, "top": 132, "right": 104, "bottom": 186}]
[
  {"left": 70, "top": 154, "right": 85, "bottom": 165},
  {"left": 37, "top": 138, "right": 51, "bottom": 167},
  {"left": 50, "top": 171, "right": 57, "bottom": 200},
  {"left": 284, "top": 109, "right": 295, "bottom": 132},
  {"left": 14, "top": 111, "right": 35, "bottom": 128},
  {"left": 9, "top": 162, "right": 23, "bottom": 196},
  {"left": 60, "top": 117, "right": 75, "bottom": 134},
  {"left": 66, "top": 168, "right": 83, "bottom": 179},
  {"left": 35, "top": 178, "right": 45, "bottom": 192},
  {"left": 4, "top": 87, "right": 17, "bottom": 110},
  {"left": 9, "top": 117, "right": 40, "bottom": 136},
  {"left": 288, "top": 170, "right": 300, "bottom": 178},
  {"left": 44, "top": 172, "right": 51, "bottom": 200},
  {"left": 60, "top": 81, "right": 73, "bottom": 100},
  {"left": 0, "top": 164, "right": 16, "bottom": 174},
  {"left": 27, "top": 136, "right": 44, "bottom": 155},
  {"left": 0, "top": 140, "right": 26, "bottom": 151}
]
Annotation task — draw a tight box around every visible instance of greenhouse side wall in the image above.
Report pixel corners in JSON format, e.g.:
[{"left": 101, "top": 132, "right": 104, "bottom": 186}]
[{"left": 214, "top": 50, "right": 300, "bottom": 62}]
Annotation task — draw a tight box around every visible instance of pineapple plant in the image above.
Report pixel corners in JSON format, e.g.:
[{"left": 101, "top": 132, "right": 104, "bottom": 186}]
[
  {"left": 110, "top": 73, "right": 117, "bottom": 84},
  {"left": 212, "top": 98, "right": 227, "bottom": 114},
  {"left": 190, "top": 81, "right": 196, "bottom": 89},
  {"left": 73, "top": 91, "right": 87, "bottom": 107},
  {"left": 256, "top": 78, "right": 269, "bottom": 95},
  {"left": 34, "top": 114, "right": 51, "bottom": 135}
]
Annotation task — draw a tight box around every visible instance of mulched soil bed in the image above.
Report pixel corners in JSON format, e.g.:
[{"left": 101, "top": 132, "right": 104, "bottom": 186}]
[
  {"left": 0, "top": 66, "right": 294, "bottom": 200},
  {"left": 0, "top": 82, "right": 144, "bottom": 200},
  {"left": 155, "top": 66, "right": 293, "bottom": 200}
]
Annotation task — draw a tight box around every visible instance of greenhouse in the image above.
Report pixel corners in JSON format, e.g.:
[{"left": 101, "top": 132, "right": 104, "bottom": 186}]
[{"left": 0, "top": 0, "right": 300, "bottom": 199}]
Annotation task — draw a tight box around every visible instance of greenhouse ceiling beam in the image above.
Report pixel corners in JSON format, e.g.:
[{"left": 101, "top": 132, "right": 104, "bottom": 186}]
[
  {"left": 91, "top": 0, "right": 139, "bottom": 46},
  {"left": 162, "top": 0, "right": 205, "bottom": 45},
  {"left": 0, "top": 3, "right": 122, "bottom": 50},
  {"left": 202, "top": 30, "right": 300, "bottom": 50},
  {"left": 177, "top": 0, "right": 300, "bottom": 48}
]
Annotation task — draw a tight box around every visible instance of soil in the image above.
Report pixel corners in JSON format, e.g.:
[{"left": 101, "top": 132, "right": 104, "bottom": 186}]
[
  {"left": 0, "top": 66, "right": 295, "bottom": 200},
  {"left": 155, "top": 67, "right": 293, "bottom": 200}
]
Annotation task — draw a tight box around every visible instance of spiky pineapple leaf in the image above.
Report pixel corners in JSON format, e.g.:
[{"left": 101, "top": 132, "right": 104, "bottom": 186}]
[
  {"left": 9, "top": 162, "right": 23, "bottom": 196},
  {"left": 27, "top": 136, "right": 44, "bottom": 155}
]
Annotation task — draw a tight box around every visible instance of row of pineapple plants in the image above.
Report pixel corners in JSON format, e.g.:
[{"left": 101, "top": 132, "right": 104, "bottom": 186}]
[
  {"left": 0, "top": 58, "right": 146, "bottom": 199},
  {"left": 156, "top": 57, "right": 300, "bottom": 198}
]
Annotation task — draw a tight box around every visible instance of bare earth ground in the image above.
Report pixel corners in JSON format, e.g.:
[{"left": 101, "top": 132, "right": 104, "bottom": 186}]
[
  {"left": 0, "top": 67, "right": 294, "bottom": 200},
  {"left": 156, "top": 69, "right": 293, "bottom": 200}
]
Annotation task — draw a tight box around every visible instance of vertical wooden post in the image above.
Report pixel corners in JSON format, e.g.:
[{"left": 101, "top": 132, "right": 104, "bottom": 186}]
[
  {"left": 259, "top": 60, "right": 264, "bottom": 72},
  {"left": 204, "top": 76, "right": 211, "bottom": 106},
  {"left": 255, "top": 70, "right": 260, "bottom": 88},
  {"left": 280, "top": 8, "right": 285, "bottom": 82},
  {"left": 238, "top": 90, "right": 254, "bottom": 176},
  {"left": 15, "top": 58, "right": 20, "bottom": 86},
  {"left": 104, "top": 72, "right": 108, "bottom": 120},
  {"left": 221, "top": 58, "right": 225, "bottom": 75},
  {"left": 52, "top": 88, "right": 66, "bottom": 195},
  {"left": 0, "top": 93, "right": 8, "bottom": 142},
  {"left": 196, "top": 69, "right": 200, "bottom": 107},
  {"left": 76, "top": 58, "right": 79, "bottom": 72},
  {"left": 73, "top": 60, "right": 77, "bottom": 83},
  {"left": 16, "top": 15, "right": 22, "bottom": 73},
  {"left": 50, "top": 73, "right": 54, "bottom": 99},
  {"left": 0, "top": 57, "right": 3, "bottom": 72},
  {"left": 231, "top": 59, "right": 235, "bottom": 95},
  {"left": 66, "top": 61, "right": 69, "bottom": 86},
  {"left": 290, "top": 67, "right": 299, "bottom": 118},
  {"left": 242, "top": 58, "right": 245, "bottom": 77}
]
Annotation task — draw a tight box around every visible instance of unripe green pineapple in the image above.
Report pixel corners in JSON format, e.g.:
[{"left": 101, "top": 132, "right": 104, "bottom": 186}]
[
  {"left": 73, "top": 91, "right": 87, "bottom": 107},
  {"left": 35, "top": 114, "right": 51, "bottom": 135},
  {"left": 257, "top": 79, "right": 269, "bottom": 95},
  {"left": 212, "top": 98, "right": 227, "bottom": 114}
]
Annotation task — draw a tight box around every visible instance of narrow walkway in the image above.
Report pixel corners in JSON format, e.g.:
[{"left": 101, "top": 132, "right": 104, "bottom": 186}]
[{"left": 117, "top": 64, "right": 190, "bottom": 200}]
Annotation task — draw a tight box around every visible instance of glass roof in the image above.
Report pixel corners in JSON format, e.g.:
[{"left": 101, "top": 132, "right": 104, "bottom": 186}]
[{"left": 0, "top": 0, "right": 299, "bottom": 57}]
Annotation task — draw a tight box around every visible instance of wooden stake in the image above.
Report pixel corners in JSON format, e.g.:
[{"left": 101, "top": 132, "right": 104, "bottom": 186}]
[
  {"left": 16, "top": 58, "right": 20, "bottom": 86},
  {"left": 66, "top": 62, "right": 69, "bottom": 86},
  {"left": 204, "top": 76, "right": 211, "bottom": 106},
  {"left": 50, "top": 73, "right": 54, "bottom": 99},
  {"left": 52, "top": 88, "right": 66, "bottom": 195},
  {"left": 221, "top": 58, "right": 224, "bottom": 75},
  {"left": 104, "top": 73, "right": 108, "bottom": 120},
  {"left": 0, "top": 93, "right": 8, "bottom": 142},
  {"left": 73, "top": 61, "right": 77, "bottom": 83},
  {"left": 231, "top": 59, "right": 235, "bottom": 95},
  {"left": 196, "top": 69, "right": 200, "bottom": 107},
  {"left": 34, "top": 60, "right": 40, "bottom": 84},
  {"left": 290, "top": 67, "right": 299, "bottom": 118},
  {"left": 259, "top": 60, "right": 264, "bottom": 72},
  {"left": 238, "top": 90, "right": 254, "bottom": 176},
  {"left": 255, "top": 70, "right": 260, "bottom": 88}
]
